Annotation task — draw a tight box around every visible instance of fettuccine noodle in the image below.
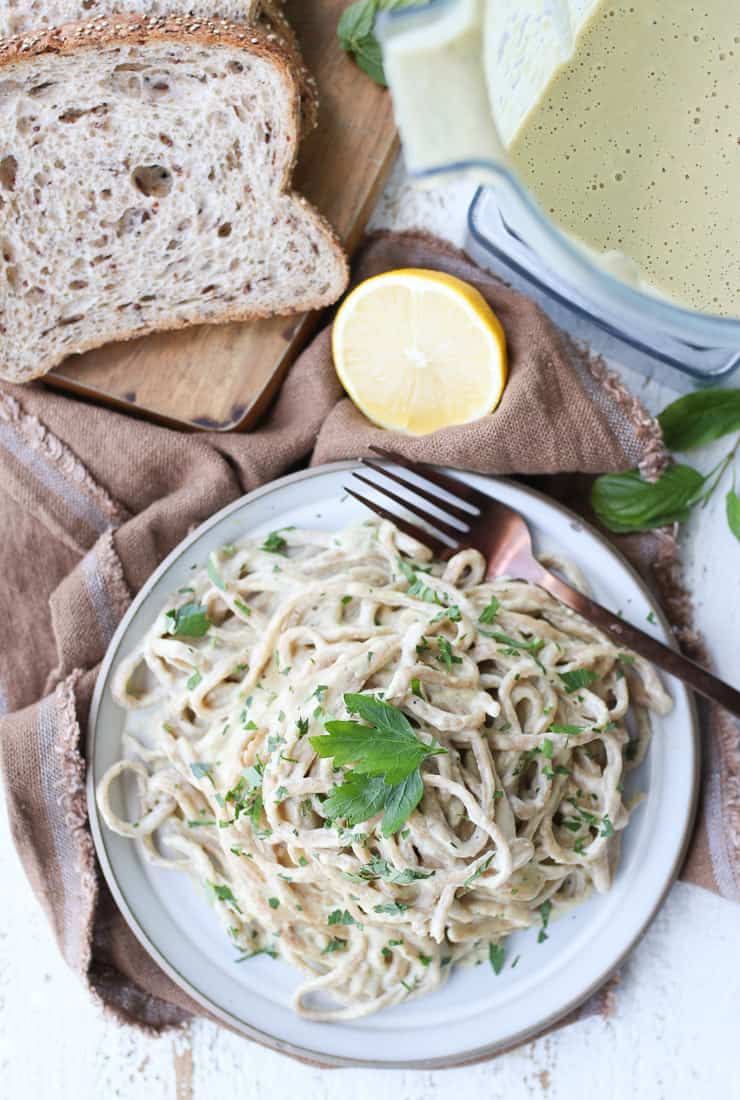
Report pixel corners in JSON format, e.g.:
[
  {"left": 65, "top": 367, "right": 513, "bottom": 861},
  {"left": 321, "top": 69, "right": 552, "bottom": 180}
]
[{"left": 97, "top": 521, "right": 671, "bottom": 1020}]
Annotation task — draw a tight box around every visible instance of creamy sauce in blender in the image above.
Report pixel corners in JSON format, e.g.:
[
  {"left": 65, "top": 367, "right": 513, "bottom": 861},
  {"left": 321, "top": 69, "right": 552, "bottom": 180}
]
[{"left": 508, "top": 2, "right": 739, "bottom": 316}]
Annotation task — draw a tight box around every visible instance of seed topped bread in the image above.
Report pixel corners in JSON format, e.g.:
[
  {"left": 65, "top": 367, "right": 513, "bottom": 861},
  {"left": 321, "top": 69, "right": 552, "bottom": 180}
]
[
  {"left": 0, "top": 16, "right": 347, "bottom": 384},
  {"left": 0, "top": 1, "right": 318, "bottom": 132}
]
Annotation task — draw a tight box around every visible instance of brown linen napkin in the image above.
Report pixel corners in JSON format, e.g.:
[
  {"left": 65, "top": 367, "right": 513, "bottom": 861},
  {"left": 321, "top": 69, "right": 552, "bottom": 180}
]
[{"left": 0, "top": 231, "right": 737, "bottom": 1046}]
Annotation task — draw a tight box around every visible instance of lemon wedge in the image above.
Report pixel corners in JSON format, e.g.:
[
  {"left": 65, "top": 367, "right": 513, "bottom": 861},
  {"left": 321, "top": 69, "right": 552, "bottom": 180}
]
[{"left": 332, "top": 269, "right": 507, "bottom": 435}]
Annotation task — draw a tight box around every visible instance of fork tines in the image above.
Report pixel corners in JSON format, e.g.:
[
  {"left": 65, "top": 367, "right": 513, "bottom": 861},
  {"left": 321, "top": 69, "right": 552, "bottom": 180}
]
[{"left": 344, "top": 446, "right": 483, "bottom": 555}]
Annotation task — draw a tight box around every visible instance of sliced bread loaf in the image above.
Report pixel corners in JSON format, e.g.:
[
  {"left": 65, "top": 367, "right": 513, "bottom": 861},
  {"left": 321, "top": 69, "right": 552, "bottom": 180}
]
[{"left": 0, "top": 16, "right": 347, "bottom": 384}]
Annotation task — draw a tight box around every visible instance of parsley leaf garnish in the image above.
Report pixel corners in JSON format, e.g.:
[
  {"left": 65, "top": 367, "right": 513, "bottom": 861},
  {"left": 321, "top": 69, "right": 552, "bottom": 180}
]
[
  {"left": 489, "top": 942, "right": 505, "bottom": 975},
  {"left": 373, "top": 901, "right": 408, "bottom": 917},
  {"left": 328, "top": 909, "right": 359, "bottom": 926},
  {"left": 321, "top": 937, "right": 347, "bottom": 955},
  {"left": 207, "top": 556, "right": 226, "bottom": 591},
  {"left": 344, "top": 857, "right": 433, "bottom": 884},
  {"left": 397, "top": 557, "right": 442, "bottom": 604},
  {"left": 436, "top": 636, "right": 462, "bottom": 670},
  {"left": 166, "top": 602, "right": 211, "bottom": 638},
  {"left": 480, "top": 628, "right": 544, "bottom": 657},
  {"left": 311, "top": 693, "right": 445, "bottom": 785},
  {"left": 312, "top": 694, "right": 445, "bottom": 835},
  {"left": 261, "top": 531, "right": 287, "bottom": 554},
  {"left": 549, "top": 723, "right": 584, "bottom": 734},
  {"left": 186, "top": 669, "right": 202, "bottom": 691},
  {"left": 463, "top": 853, "right": 494, "bottom": 888},
  {"left": 559, "top": 669, "right": 598, "bottom": 693},
  {"left": 537, "top": 899, "right": 552, "bottom": 943},
  {"left": 190, "top": 761, "right": 215, "bottom": 785},
  {"left": 211, "top": 883, "right": 241, "bottom": 913},
  {"left": 479, "top": 596, "right": 501, "bottom": 624}
]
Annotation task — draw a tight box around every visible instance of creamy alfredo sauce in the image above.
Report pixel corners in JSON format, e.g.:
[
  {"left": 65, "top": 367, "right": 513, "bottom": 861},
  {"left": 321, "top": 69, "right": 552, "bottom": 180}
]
[{"left": 508, "top": 2, "right": 739, "bottom": 316}]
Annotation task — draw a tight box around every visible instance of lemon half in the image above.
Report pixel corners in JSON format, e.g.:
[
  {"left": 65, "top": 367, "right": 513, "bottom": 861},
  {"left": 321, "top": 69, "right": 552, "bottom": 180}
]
[{"left": 332, "top": 268, "right": 507, "bottom": 435}]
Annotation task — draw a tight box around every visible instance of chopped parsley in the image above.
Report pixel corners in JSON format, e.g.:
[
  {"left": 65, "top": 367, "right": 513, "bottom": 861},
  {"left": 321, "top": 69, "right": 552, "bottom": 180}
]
[
  {"left": 186, "top": 669, "right": 202, "bottom": 691},
  {"left": 537, "top": 899, "right": 552, "bottom": 943},
  {"left": 478, "top": 596, "right": 501, "bottom": 624},
  {"left": 207, "top": 556, "right": 225, "bottom": 591},
  {"left": 372, "top": 901, "right": 409, "bottom": 917},
  {"left": 397, "top": 557, "right": 442, "bottom": 604},
  {"left": 436, "top": 636, "right": 462, "bottom": 670},
  {"left": 489, "top": 942, "right": 505, "bottom": 975},
  {"left": 211, "top": 883, "right": 241, "bottom": 913},
  {"left": 190, "top": 761, "right": 215, "bottom": 785},
  {"left": 559, "top": 668, "right": 598, "bottom": 693},
  {"left": 344, "top": 858, "right": 433, "bottom": 885},
  {"left": 321, "top": 937, "right": 347, "bottom": 955},
  {"left": 328, "top": 909, "right": 360, "bottom": 926},
  {"left": 165, "top": 602, "right": 211, "bottom": 638},
  {"left": 261, "top": 531, "right": 288, "bottom": 554}
]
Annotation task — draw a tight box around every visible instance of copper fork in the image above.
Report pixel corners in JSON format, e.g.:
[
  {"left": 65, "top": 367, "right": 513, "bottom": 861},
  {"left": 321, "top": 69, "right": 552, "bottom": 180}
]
[{"left": 344, "top": 445, "right": 740, "bottom": 718}]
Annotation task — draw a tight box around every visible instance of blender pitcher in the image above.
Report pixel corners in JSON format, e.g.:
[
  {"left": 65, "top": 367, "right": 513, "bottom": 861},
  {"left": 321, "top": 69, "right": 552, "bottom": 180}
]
[{"left": 379, "top": 0, "right": 740, "bottom": 385}]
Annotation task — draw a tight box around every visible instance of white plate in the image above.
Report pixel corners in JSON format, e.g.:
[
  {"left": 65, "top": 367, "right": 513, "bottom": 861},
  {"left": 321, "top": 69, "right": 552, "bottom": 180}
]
[{"left": 87, "top": 462, "right": 698, "bottom": 1068}]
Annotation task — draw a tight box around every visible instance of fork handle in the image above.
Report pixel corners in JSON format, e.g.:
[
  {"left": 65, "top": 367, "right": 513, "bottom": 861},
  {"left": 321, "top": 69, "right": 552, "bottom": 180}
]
[{"left": 536, "top": 566, "right": 740, "bottom": 718}]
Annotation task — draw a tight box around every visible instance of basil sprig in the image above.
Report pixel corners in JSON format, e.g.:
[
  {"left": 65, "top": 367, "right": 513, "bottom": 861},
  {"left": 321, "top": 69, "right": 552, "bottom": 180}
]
[
  {"left": 592, "top": 465, "right": 705, "bottom": 533},
  {"left": 658, "top": 389, "right": 740, "bottom": 451},
  {"left": 591, "top": 389, "right": 740, "bottom": 542},
  {"left": 337, "top": 0, "right": 425, "bottom": 86}
]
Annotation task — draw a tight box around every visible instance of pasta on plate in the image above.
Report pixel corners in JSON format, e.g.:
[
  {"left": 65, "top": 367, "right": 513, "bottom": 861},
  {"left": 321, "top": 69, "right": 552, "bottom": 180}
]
[{"left": 98, "top": 521, "right": 671, "bottom": 1021}]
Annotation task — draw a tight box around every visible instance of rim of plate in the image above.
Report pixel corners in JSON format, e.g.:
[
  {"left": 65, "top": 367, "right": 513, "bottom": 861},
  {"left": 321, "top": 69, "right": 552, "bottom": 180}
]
[{"left": 87, "top": 461, "right": 699, "bottom": 1069}]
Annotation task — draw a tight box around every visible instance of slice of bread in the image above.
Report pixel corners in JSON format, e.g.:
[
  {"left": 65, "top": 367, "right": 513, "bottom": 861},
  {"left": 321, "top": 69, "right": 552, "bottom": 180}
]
[
  {"left": 0, "top": 0, "right": 259, "bottom": 40},
  {"left": 0, "top": 1, "right": 319, "bottom": 133},
  {"left": 0, "top": 16, "right": 348, "bottom": 384}
]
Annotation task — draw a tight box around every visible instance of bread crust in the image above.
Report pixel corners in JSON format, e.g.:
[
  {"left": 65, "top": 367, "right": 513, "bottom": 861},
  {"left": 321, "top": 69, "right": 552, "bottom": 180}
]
[
  {"left": 256, "top": 0, "right": 319, "bottom": 132},
  {"left": 0, "top": 14, "right": 348, "bottom": 383}
]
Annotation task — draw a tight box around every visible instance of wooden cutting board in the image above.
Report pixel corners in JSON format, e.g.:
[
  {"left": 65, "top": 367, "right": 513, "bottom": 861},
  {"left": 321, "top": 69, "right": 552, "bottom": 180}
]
[{"left": 45, "top": 2, "right": 399, "bottom": 431}]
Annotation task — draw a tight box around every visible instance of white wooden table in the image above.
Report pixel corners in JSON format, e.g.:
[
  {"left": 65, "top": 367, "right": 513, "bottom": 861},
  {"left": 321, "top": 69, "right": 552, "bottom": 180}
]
[{"left": 2, "top": 165, "right": 738, "bottom": 1100}]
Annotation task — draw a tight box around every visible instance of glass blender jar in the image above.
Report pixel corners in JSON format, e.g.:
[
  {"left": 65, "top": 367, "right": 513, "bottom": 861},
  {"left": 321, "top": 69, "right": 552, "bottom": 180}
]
[{"left": 378, "top": 0, "right": 740, "bottom": 386}]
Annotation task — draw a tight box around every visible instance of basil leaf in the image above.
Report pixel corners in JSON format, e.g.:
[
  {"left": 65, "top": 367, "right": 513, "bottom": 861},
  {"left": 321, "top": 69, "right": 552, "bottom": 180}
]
[
  {"left": 591, "top": 464, "right": 705, "bottom": 533},
  {"left": 337, "top": 0, "right": 424, "bottom": 86},
  {"left": 166, "top": 602, "right": 211, "bottom": 638},
  {"left": 727, "top": 487, "right": 740, "bottom": 543},
  {"left": 380, "top": 769, "right": 424, "bottom": 836},
  {"left": 337, "top": 0, "right": 376, "bottom": 45},
  {"left": 658, "top": 389, "right": 740, "bottom": 451}
]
